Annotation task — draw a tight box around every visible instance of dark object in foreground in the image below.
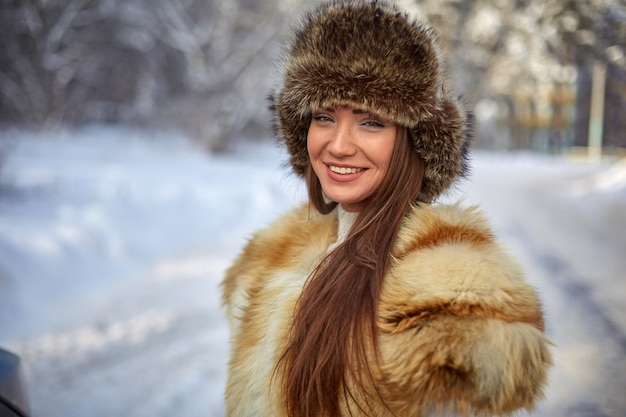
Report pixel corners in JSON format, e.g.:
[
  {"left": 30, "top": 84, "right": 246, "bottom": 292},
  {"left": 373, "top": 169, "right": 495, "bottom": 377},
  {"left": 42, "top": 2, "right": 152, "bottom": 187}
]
[{"left": 0, "top": 348, "right": 29, "bottom": 417}]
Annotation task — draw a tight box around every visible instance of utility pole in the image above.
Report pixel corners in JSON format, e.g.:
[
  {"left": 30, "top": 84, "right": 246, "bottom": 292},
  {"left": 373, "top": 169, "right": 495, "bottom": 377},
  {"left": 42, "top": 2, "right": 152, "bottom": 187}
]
[{"left": 587, "top": 60, "right": 606, "bottom": 160}]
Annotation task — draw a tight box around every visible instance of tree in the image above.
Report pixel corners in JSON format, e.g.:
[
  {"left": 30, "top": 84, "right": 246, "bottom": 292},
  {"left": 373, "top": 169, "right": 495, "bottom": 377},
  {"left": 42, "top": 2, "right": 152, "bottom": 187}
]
[
  {"left": 1, "top": 0, "right": 623, "bottom": 151},
  {"left": 412, "top": 0, "right": 626, "bottom": 151},
  {"left": 0, "top": 0, "right": 309, "bottom": 150}
]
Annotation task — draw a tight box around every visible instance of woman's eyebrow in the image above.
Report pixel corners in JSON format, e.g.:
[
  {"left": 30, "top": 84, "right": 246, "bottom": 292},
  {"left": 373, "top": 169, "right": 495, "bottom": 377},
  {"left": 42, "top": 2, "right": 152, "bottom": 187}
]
[{"left": 317, "top": 107, "right": 372, "bottom": 115}]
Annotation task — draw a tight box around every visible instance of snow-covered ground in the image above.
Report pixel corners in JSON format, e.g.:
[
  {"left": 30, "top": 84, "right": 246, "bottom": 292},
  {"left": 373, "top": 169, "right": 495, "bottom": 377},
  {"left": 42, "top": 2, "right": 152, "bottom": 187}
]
[{"left": 0, "top": 125, "right": 624, "bottom": 417}]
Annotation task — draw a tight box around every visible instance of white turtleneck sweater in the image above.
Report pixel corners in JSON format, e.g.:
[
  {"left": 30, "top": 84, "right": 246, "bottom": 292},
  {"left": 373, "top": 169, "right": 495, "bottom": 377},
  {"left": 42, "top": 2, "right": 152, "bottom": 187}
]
[{"left": 327, "top": 204, "right": 359, "bottom": 253}]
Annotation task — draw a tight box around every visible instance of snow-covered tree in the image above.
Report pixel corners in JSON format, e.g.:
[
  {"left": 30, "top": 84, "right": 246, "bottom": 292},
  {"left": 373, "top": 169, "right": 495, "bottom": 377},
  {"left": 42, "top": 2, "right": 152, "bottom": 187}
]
[{"left": 0, "top": 0, "right": 624, "bottom": 151}]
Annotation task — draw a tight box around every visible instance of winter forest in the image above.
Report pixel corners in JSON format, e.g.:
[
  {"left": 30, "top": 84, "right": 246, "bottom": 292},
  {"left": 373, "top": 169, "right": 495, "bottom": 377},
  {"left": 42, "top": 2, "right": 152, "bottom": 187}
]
[
  {"left": 2, "top": 0, "right": 626, "bottom": 151},
  {"left": 0, "top": 1, "right": 625, "bottom": 417}
]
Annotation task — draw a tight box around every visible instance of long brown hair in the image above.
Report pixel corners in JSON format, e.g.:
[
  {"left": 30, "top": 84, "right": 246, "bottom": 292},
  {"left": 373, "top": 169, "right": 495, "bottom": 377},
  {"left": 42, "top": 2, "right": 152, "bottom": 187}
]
[{"left": 278, "top": 127, "right": 426, "bottom": 417}]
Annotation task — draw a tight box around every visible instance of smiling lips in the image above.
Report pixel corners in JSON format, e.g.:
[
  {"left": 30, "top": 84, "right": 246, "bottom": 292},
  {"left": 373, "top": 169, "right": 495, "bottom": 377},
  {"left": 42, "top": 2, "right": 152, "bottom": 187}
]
[
  {"left": 326, "top": 164, "right": 367, "bottom": 182},
  {"left": 328, "top": 165, "right": 364, "bottom": 175}
]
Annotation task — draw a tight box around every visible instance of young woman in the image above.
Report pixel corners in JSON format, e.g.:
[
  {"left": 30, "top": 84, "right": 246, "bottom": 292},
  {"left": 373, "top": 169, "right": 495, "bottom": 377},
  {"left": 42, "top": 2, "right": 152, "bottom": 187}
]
[{"left": 221, "top": 1, "right": 552, "bottom": 416}]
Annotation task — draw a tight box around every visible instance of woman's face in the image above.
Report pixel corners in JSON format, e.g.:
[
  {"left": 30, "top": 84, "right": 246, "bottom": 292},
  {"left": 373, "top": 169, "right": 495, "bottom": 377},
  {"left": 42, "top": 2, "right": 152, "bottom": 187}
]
[{"left": 307, "top": 106, "right": 397, "bottom": 212}]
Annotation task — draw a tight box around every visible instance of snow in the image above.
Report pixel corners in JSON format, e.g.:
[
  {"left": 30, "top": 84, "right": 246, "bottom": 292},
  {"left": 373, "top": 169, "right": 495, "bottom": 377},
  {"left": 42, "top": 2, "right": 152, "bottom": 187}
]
[{"left": 0, "top": 125, "right": 624, "bottom": 417}]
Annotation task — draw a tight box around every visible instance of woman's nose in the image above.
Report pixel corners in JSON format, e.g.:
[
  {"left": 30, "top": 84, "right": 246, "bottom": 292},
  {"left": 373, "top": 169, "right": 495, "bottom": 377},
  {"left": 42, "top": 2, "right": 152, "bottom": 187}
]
[{"left": 327, "top": 124, "right": 356, "bottom": 157}]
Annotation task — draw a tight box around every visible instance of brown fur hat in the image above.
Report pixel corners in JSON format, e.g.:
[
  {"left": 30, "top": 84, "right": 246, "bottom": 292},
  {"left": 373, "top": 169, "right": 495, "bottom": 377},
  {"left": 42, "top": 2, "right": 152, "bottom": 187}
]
[{"left": 270, "top": 0, "right": 472, "bottom": 202}]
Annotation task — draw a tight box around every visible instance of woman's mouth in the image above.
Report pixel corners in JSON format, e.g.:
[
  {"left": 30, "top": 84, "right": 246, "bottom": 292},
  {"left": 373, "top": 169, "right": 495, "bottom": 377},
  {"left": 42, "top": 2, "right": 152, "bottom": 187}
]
[{"left": 328, "top": 165, "right": 364, "bottom": 174}]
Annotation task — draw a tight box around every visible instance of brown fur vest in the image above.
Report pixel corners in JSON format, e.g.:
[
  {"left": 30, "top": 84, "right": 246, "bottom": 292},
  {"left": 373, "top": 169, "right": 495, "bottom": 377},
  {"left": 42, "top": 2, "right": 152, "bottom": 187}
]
[{"left": 221, "top": 202, "right": 552, "bottom": 416}]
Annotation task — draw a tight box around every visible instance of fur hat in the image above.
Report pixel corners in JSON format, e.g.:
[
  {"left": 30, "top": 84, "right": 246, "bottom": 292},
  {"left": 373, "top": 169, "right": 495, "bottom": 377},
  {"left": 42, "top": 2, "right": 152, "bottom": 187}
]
[{"left": 270, "top": 0, "right": 472, "bottom": 202}]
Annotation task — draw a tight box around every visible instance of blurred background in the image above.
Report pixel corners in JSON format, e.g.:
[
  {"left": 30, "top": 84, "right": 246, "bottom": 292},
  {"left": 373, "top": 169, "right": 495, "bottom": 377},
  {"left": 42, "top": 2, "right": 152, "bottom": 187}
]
[
  {"left": 0, "top": 1, "right": 625, "bottom": 417},
  {"left": 1, "top": 0, "right": 625, "bottom": 154}
]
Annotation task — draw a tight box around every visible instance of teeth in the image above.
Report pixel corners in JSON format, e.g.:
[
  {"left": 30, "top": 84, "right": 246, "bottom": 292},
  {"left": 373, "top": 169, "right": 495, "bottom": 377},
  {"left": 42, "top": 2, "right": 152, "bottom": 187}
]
[{"left": 329, "top": 165, "right": 363, "bottom": 174}]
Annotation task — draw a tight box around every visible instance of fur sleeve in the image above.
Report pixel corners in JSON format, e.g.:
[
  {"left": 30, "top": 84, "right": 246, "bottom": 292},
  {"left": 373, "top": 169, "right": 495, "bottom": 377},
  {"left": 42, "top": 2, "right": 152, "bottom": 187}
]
[{"left": 376, "top": 204, "right": 553, "bottom": 415}]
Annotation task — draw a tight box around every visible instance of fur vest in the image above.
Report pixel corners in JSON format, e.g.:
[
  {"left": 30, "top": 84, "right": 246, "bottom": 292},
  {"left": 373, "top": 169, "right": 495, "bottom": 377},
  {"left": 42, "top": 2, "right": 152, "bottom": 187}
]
[{"left": 221, "top": 202, "right": 552, "bottom": 416}]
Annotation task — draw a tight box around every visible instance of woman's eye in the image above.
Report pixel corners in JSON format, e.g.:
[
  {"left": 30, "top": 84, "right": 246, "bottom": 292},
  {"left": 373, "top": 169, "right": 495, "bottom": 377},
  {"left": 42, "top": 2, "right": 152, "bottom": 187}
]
[
  {"left": 313, "top": 114, "right": 333, "bottom": 122},
  {"left": 362, "top": 120, "right": 385, "bottom": 128}
]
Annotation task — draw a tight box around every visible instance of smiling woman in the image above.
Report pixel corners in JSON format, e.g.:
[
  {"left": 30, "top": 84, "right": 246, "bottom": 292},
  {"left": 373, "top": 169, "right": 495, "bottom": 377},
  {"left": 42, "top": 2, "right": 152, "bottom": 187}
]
[
  {"left": 307, "top": 107, "right": 398, "bottom": 212},
  {"left": 221, "top": 1, "right": 552, "bottom": 416}
]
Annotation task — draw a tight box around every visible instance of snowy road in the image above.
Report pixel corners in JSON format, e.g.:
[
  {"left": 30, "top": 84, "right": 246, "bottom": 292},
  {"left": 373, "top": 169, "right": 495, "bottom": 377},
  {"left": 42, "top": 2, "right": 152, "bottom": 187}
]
[
  {"left": 461, "top": 154, "right": 626, "bottom": 417},
  {"left": 0, "top": 126, "right": 624, "bottom": 417}
]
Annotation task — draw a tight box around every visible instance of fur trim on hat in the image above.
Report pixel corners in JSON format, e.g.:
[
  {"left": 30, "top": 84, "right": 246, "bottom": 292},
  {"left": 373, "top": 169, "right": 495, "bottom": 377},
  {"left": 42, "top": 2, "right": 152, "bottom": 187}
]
[{"left": 270, "top": 0, "right": 472, "bottom": 202}]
